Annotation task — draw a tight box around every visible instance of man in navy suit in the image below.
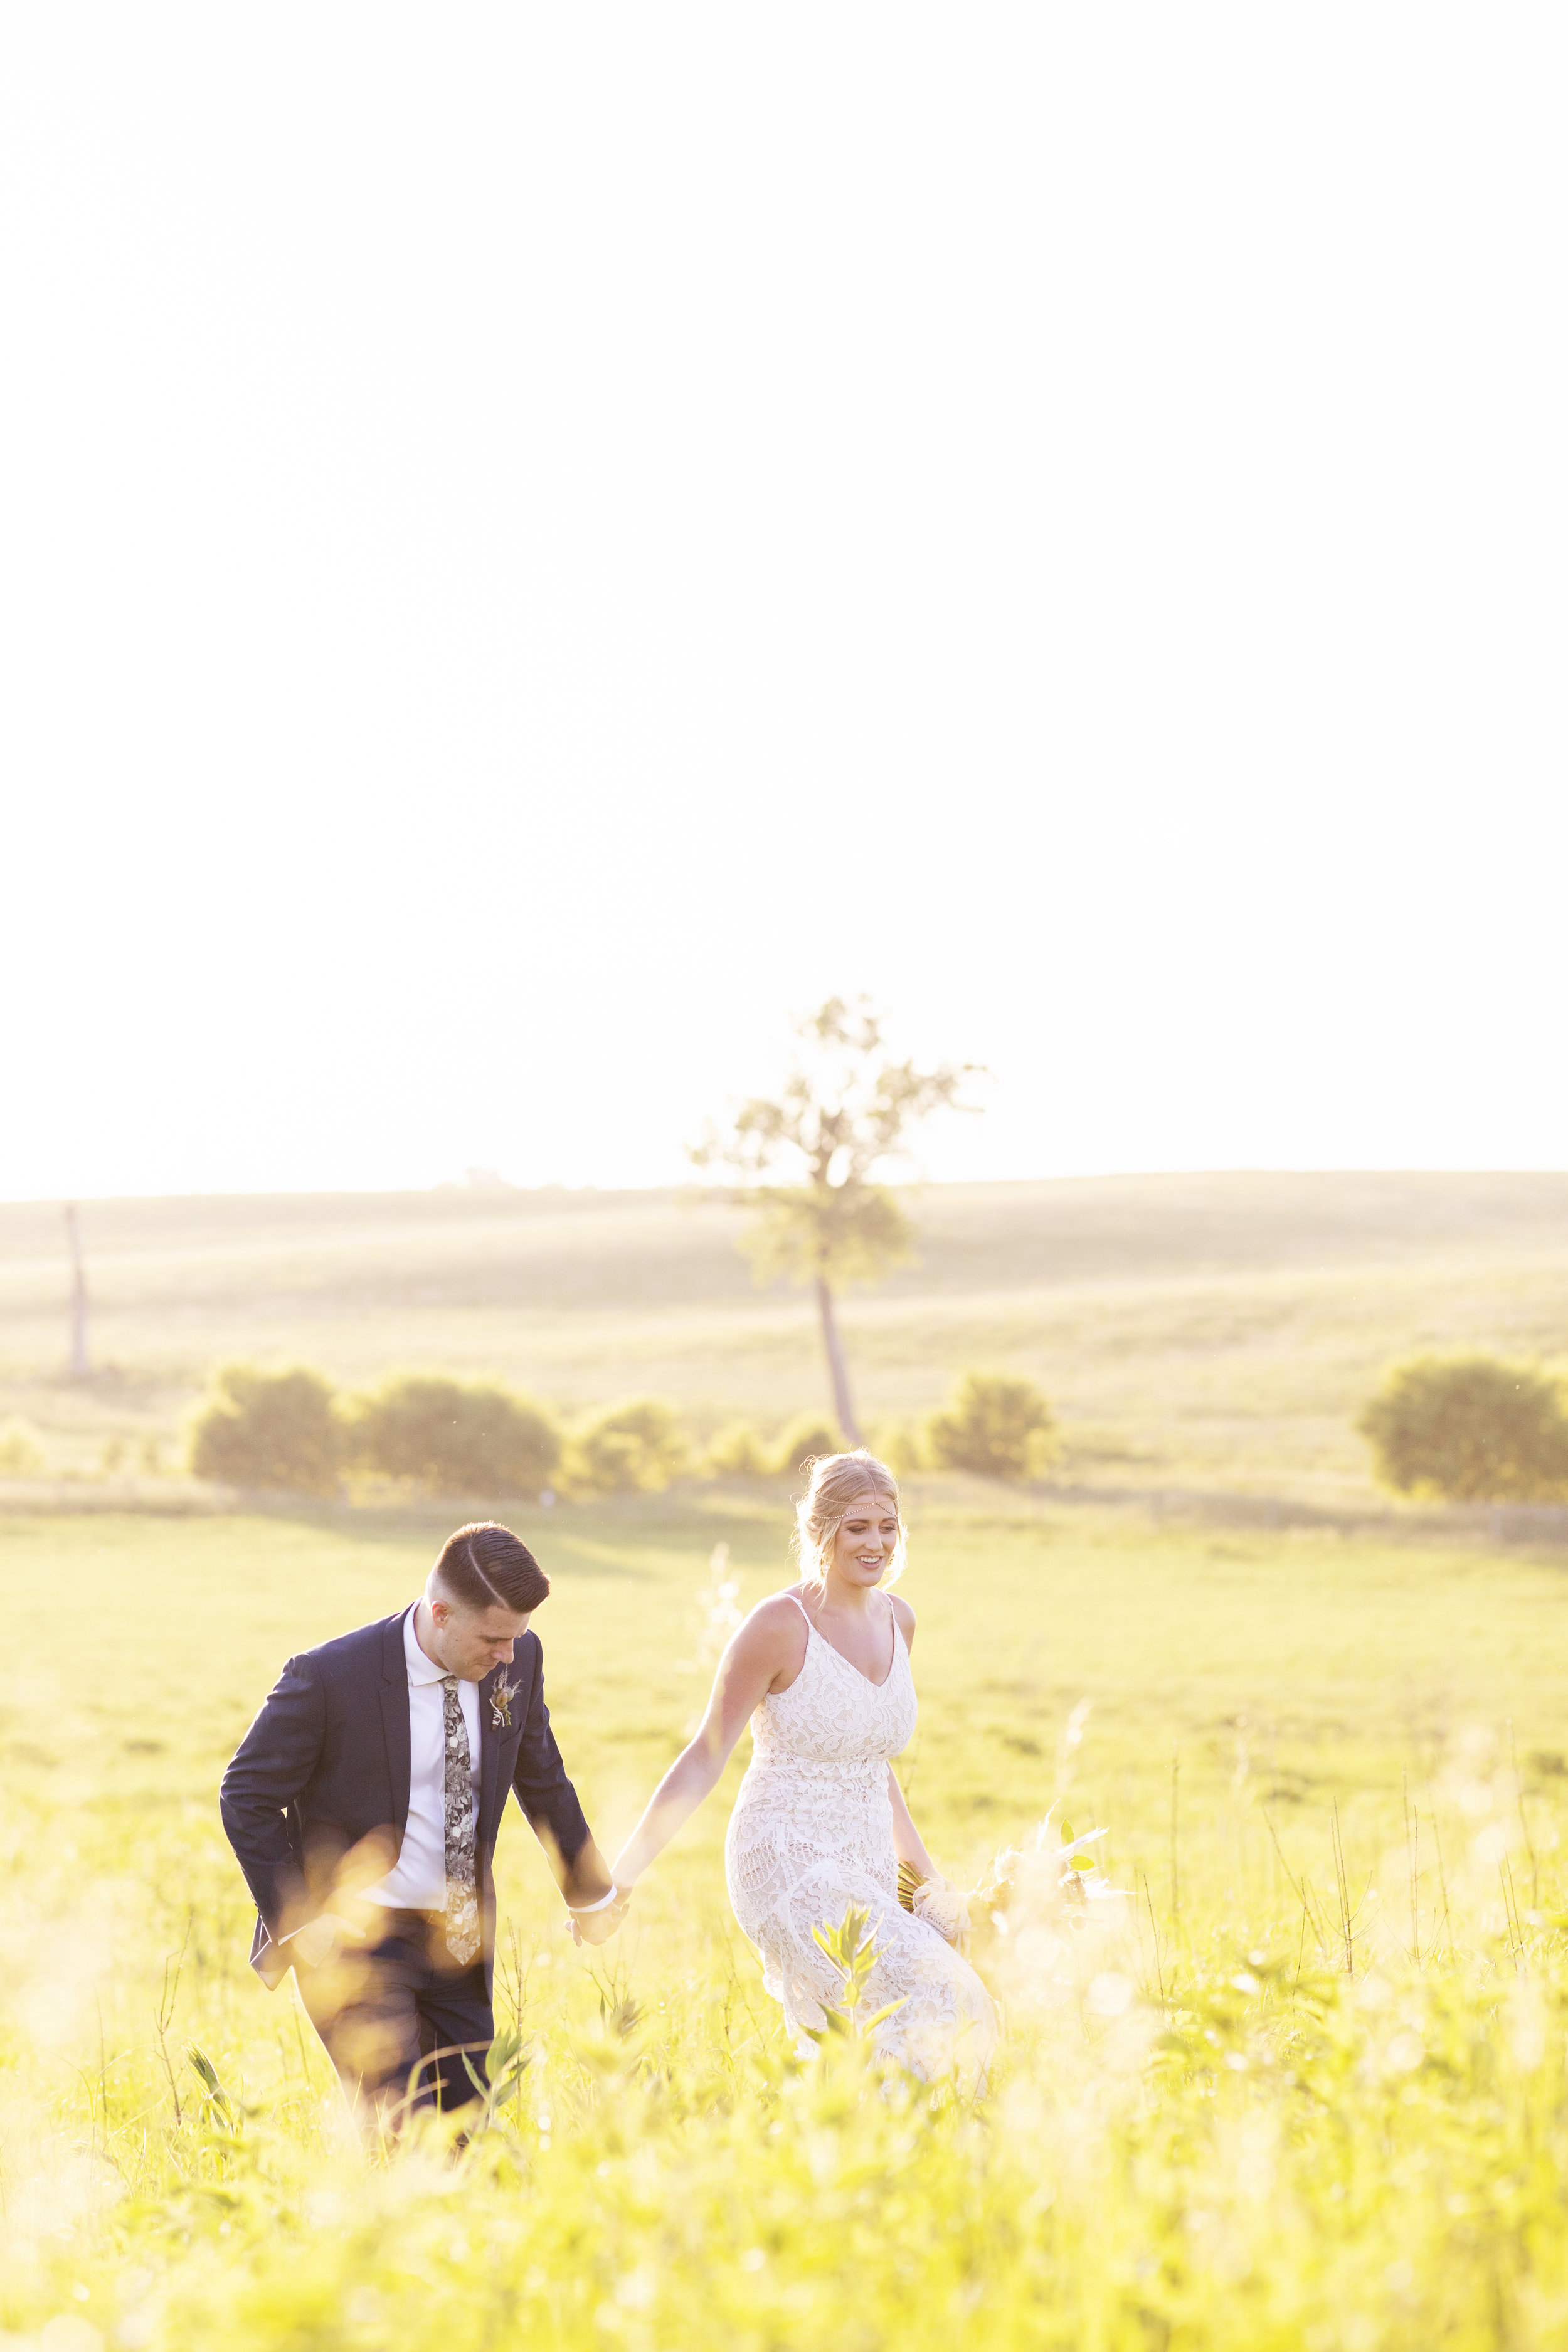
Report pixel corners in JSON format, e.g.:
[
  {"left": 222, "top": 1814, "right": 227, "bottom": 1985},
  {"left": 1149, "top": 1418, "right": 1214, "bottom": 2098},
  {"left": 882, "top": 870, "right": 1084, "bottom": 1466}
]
[{"left": 221, "top": 1520, "right": 625, "bottom": 2122}]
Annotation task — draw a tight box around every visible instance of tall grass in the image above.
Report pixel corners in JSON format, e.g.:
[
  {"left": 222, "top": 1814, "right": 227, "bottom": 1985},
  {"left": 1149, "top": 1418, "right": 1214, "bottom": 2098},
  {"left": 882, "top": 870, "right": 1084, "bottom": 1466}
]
[
  {"left": 6, "top": 1500, "right": 1568, "bottom": 2346},
  {"left": 7, "top": 1774, "right": 1568, "bottom": 2348}
]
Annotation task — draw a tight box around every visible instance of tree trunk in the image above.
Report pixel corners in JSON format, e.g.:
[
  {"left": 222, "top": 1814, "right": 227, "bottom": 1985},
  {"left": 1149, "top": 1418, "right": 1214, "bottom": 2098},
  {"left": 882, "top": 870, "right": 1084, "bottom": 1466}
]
[
  {"left": 815, "top": 1275, "right": 862, "bottom": 1445},
  {"left": 65, "top": 1202, "right": 89, "bottom": 1379}
]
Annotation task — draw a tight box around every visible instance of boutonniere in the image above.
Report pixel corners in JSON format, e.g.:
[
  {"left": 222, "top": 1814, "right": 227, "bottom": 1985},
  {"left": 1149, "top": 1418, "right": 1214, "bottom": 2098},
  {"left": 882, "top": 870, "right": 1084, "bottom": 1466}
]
[{"left": 489, "top": 1674, "right": 519, "bottom": 1730}]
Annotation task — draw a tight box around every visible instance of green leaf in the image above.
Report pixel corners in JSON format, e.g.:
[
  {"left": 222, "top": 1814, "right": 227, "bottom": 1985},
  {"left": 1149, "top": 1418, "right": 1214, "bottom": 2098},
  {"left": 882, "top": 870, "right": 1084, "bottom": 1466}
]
[
  {"left": 1071, "top": 1854, "right": 1096, "bottom": 1872},
  {"left": 184, "top": 2043, "right": 235, "bottom": 2127},
  {"left": 185, "top": 2045, "right": 221, "bottom": 2095},
  {"left": 1060, "top": 1821, "right": 1074, "bottom": 1844},
  {"left": 486, "top": 2026, "right": 524, "bottom": 2084}
]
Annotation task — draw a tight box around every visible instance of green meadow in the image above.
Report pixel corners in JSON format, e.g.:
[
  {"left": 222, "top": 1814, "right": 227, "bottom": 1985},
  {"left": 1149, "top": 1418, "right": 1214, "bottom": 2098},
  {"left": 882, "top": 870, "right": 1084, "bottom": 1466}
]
[{"left": 6, "top": 1490, "right": 1568, "bottom": 2347}]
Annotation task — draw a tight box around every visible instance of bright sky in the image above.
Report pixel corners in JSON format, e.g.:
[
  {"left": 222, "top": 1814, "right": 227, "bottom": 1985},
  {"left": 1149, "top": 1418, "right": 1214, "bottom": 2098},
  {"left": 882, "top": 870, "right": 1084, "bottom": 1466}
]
[{"left": 4, "top": 6, "right": 1564, "bottom": 1200}]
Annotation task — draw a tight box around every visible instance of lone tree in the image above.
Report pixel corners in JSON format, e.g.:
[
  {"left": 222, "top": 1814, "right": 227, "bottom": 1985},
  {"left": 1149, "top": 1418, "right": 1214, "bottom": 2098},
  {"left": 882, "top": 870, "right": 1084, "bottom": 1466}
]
[{"left": 692, "top": 998, "right": 982, "bottom": 1444}]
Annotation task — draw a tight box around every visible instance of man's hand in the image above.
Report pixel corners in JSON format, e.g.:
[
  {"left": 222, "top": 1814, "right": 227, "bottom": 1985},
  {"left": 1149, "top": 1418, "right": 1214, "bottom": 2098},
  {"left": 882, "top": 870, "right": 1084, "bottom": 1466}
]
[
  {"left": 569, "top": 1893, "right": 632, "bottom": 1949},
  {"left": 290, "top": 1910, "right": 369, "bottom": 1971}
]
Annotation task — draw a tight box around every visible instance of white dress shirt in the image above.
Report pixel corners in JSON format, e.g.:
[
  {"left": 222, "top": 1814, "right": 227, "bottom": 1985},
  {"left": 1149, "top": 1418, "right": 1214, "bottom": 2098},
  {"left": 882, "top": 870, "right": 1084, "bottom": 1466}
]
[{"left": 363, "top": 1605, "right": 482, "bottom": 1911}]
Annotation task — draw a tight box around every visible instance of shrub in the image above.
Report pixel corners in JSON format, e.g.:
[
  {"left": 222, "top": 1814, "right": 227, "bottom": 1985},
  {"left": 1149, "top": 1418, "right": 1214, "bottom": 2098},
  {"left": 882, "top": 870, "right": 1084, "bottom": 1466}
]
[
  {"left": 866, "top": 1419, "right": 928, "bottom": 1478},
  {"left": 569, "top": 1399, "right": 690, "bottom": 1494},
  {"left": 349, "top": 1374, "right": 561, "bottom": 1499},
  {"left": 188, "top": 1364, "right": 344, "bottom": 1496},
  {"left": 0, "top": 1418, "right": 46, "bottom": 1477},
  {"left": 772, "top": 1413, "right": 848, "bottom": 1478},
  {"left": 924, "top": 1371, "right": 1057, "bottom": 1482},
  {"left": 1358, "top": 1355, "right": 1568, "bottom": 1501},
  {"left": 702, "top": 1421, "right": 771, "bottom": 1477}
]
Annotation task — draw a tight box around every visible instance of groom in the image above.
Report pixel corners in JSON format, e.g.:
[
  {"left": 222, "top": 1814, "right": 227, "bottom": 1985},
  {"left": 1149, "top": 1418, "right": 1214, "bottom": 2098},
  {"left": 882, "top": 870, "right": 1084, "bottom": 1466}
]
[{"left": 221, "top": 1520, "right": 625, "bottom": 2120}]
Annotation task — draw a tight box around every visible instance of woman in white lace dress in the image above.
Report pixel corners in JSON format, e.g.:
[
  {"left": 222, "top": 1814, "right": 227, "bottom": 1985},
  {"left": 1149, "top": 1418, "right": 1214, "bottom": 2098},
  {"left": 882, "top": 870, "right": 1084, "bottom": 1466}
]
[{"left": 610, "top": 1452, "right": 995, "bottom": 2088}]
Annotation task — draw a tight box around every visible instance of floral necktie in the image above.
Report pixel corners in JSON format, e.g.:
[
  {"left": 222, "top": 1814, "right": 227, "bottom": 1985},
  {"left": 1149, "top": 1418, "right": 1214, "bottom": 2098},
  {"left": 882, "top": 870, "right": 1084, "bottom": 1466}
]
[{"left": 441, "top": 1677, "right": 480, "bottom": 1966}]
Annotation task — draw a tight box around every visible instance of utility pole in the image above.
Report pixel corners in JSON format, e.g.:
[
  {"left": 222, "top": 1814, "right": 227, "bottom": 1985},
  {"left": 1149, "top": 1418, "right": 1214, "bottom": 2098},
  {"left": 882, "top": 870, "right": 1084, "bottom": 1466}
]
[{"left": 65, "top": 1203, "right": 89, "bottom": 1379}]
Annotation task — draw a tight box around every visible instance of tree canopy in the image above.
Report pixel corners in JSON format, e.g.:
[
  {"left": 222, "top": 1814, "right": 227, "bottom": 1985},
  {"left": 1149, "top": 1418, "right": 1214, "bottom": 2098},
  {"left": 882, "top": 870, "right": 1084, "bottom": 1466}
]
[
  {"left": 693, "top": 997, "right": 983, "bottom": 1440},
  {"left": 1358, "top": 1354, "right": 1568, "bottom": 1502}
]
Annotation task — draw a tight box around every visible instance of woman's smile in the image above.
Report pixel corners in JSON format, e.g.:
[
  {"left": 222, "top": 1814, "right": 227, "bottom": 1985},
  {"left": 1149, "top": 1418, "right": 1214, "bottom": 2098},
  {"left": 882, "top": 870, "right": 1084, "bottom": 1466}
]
[{"left": 832, "top": 1496, "right": 899, "bottom": 1581}]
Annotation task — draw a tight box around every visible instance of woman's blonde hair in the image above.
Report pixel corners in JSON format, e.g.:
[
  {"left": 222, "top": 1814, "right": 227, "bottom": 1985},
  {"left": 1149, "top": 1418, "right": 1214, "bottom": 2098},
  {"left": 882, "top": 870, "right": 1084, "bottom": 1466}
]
[{"left": 793, "top": 1449, "right": 906, "bottom": 1594}]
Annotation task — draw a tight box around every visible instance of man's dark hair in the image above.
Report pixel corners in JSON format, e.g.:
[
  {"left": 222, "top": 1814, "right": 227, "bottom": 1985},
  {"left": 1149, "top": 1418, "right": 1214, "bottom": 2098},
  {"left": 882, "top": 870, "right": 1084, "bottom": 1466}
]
[{"left": 431, "top": 1522, "right": 550, "bottom": 1614}]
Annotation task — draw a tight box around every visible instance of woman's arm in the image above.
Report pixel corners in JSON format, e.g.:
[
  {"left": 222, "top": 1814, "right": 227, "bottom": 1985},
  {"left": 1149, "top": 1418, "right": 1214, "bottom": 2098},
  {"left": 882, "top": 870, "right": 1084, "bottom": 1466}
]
[
  {"left": 883, "top": 1594, "right": 938, "bottom": 1873},
  {"left": 887, "top": 1766, "right": 939, "bottom": 1879},
  {"left": 609, "top": 1599, "right": 803, "bottom": 1890}
]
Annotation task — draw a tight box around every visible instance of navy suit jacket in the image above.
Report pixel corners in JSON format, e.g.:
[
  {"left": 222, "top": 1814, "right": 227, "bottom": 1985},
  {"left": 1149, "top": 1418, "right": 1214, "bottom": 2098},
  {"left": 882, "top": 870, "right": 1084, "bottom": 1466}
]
[{"left": 220, "top": 1609, "right": 603, "bottom": 1988}]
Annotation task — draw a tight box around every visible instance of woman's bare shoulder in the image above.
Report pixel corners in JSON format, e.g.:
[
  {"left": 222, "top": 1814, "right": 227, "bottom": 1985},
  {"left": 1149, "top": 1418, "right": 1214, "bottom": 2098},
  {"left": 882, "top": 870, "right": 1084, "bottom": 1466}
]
[
  {"left": 888, "top": 1591, "right": 916, "bottom": 1636},
  {"left": 738, "top": 1589, "right": 811, "bottom": 1647},
  {"left": 726, "top": 1591, "right": 810, "bottom": 1690}
]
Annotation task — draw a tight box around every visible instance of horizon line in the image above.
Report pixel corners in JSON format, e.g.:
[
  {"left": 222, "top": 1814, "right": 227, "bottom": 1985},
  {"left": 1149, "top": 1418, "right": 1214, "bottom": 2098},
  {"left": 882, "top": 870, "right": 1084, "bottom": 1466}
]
[{"left": 2, "top": 1165, "right": 1567, "bottom": 1214}]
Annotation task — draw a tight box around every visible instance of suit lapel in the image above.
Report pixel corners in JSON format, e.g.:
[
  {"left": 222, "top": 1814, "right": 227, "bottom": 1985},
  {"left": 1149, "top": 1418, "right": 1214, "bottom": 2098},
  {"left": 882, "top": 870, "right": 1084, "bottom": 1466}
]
[
  {"left": 380, "top": 1611, "right": 412, "bottom": 1836},
  {"left": 478, "top": 1662, "right": 504, "bottom": 1852}
]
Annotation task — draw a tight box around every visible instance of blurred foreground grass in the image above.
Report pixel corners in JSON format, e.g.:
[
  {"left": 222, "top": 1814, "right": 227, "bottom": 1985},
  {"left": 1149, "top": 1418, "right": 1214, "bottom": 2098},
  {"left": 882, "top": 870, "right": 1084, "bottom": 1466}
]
[{"left": 5, "top": 1494, "right": 1568, "bottom": 2348}]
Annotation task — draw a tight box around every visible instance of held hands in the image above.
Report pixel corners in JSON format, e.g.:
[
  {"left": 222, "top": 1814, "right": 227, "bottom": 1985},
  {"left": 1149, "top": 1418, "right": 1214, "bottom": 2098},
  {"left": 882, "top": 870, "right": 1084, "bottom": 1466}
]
[{"left": 569, "top": 1890, "right": 633, "bottom": 1948}]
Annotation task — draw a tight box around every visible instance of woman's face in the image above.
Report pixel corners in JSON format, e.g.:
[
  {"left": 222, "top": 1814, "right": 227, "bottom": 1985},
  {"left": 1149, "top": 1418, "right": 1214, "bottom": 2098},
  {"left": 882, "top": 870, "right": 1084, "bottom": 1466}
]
[{"left": 829, "top": 1491, "right": 900, "bottom": 1588}]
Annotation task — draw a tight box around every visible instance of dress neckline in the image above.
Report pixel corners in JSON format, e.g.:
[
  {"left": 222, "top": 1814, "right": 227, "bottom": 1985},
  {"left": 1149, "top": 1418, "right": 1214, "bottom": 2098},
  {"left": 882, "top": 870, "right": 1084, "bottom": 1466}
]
[{"left": 798, "top": 1593, "right": 900, "bottom": 1692}]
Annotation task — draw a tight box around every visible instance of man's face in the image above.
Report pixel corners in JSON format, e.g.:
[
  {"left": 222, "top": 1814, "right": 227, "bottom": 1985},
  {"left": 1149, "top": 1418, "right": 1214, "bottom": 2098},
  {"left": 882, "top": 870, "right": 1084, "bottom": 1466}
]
[{"left": 426, "top": 1594, "right": 532, "bottom": 1683}]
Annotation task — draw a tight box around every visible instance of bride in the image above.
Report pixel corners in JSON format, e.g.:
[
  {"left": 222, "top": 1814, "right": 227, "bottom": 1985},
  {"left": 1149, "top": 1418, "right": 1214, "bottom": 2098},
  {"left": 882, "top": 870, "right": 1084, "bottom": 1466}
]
[{"left": 609, "top": 1450, "right": 995, "bottom": 2087}]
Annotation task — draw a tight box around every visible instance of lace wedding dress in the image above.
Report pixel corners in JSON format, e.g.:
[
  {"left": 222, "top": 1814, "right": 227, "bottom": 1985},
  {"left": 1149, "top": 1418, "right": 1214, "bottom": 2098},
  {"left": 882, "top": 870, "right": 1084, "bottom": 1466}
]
[{"left": 724, "top": 1595, "right": 995, "bottom": 2089}]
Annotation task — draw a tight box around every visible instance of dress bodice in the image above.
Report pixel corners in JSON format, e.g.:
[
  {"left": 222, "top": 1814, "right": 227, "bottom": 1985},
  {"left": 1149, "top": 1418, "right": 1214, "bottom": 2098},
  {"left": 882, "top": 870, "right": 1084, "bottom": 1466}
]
[{"left": 748, "top": 1600, "right": 918, "bottom": 1769}]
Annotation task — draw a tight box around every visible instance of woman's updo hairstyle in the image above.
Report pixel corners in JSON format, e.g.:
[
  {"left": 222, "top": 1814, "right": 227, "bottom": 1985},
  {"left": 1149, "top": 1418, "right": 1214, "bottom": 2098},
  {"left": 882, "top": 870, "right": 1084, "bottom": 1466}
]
[{"left": 793, "top": 1449, "right": 906, "bottom": 1595}]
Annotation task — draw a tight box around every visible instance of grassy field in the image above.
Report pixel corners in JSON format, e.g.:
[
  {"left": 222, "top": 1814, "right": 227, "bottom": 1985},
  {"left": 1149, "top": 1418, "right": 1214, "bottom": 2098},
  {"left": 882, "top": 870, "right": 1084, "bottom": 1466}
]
[
  {"left": 6, "top": 1491, "right": 1568, "bottom": 2347},
  {"left": 4, "top": 1171, "right": 1568, "bottom": 1506}
]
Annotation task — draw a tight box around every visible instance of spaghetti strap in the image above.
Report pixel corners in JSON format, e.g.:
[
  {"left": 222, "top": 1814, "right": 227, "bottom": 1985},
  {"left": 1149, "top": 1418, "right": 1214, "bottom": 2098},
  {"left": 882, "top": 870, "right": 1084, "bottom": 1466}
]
[{"left": 783, "top": 1592, "right": 814, "bottom": 1629}]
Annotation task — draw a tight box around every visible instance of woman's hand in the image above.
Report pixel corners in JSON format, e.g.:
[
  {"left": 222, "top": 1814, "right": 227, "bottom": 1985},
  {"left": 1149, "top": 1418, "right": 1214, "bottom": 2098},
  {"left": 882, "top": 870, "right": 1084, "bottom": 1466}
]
[{"left": 911, "top": 1876, "right": 972, "bottom": 1955}]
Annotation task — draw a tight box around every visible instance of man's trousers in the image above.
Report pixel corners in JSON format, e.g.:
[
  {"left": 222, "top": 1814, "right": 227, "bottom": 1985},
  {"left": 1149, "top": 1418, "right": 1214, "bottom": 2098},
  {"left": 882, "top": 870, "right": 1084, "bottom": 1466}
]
[{"left": 295, "top": 1908, "right": 492, "bottom": 2122}]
